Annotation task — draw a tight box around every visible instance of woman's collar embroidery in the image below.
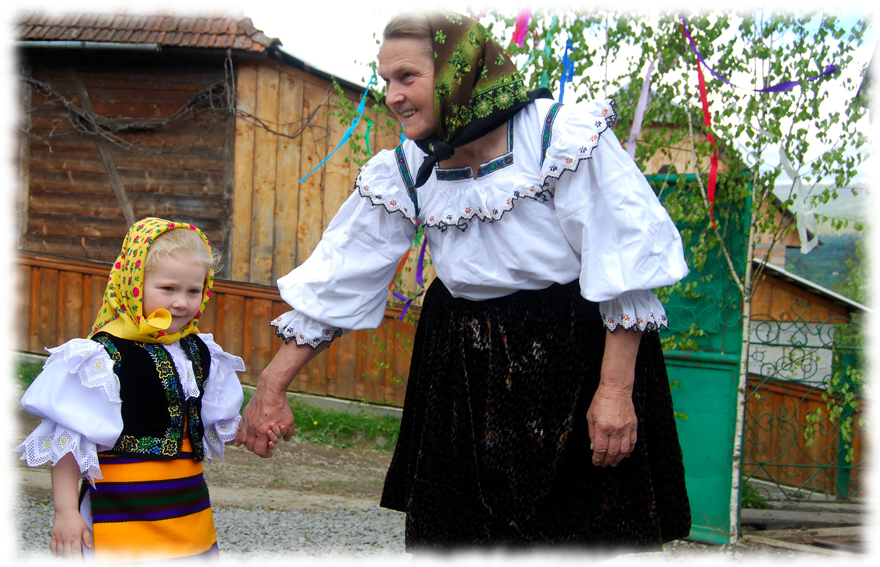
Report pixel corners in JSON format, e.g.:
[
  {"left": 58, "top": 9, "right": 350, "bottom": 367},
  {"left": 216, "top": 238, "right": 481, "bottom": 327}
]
[{"left": 435, "top": 118, "right": 515, "bottom": 182}]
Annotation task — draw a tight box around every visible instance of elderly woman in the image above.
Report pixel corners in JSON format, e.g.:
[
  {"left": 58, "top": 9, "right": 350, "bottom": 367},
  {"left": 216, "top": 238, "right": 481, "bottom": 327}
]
[{"left": 237, "top": 11, "right": 691, "bottom": 551}]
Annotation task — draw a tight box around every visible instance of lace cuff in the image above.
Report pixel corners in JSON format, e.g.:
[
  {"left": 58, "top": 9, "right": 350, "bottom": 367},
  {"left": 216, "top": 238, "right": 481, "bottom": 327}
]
[
  {"left": 203, "top": 415, "right": 241, "bottom": 461},
  {"left": 199, "top": 333, "right": 246, "bottom": 406},
  {"left": 12, "top": 420, "right": 103, "bottom": 487},
  {"left": 270, "top": 310, "right": 345, "bottom": 348},
  {"left": 599, "top": 290, "right": 669, "bottom": 332}
]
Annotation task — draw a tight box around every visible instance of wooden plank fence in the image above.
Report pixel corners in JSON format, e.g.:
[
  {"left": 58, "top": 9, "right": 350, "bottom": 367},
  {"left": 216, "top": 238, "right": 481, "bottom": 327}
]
[
  {"left": 14, "top": 251, "right": 415, "bottom": 407},
  {"left": 743, "top": 377, "right": 870, "bottom": 498}
]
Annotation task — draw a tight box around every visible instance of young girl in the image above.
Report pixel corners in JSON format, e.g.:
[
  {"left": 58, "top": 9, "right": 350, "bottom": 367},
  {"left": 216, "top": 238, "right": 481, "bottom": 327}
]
[{"left": 15, "top": 217, "right": 246, "bottom": 563}]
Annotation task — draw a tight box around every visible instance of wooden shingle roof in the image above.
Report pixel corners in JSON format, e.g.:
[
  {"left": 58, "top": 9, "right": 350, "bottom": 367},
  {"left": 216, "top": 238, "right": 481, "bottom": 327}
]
[{"left": 15, "top": 12, "right": 281, "bottom": 53}]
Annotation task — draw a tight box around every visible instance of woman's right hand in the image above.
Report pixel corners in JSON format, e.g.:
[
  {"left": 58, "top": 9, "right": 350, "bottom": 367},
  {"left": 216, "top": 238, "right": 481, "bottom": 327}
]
[
  {"left": 234, "top": 339, "right": 330, "bottom": 458},
  {"left": 237, "top": 379, "right": 295, "bottom": 458},
  {"left": 51, "top": 507, "right": 92, "bottom": 559}
]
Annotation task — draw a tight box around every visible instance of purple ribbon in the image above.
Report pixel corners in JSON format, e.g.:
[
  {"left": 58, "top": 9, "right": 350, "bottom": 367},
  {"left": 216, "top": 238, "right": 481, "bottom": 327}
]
[
  {"left": 392, "top": 231, "right": 428, "bottom": 321},
  {"left": 681, "top": 15, "right": 839, "bottom": 93}
]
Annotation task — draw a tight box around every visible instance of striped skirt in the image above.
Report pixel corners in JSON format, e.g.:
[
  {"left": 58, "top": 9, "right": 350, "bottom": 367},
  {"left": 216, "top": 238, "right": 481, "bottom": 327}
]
[{"left": 86, "top": 437, "right": 218, "bottom": 563}]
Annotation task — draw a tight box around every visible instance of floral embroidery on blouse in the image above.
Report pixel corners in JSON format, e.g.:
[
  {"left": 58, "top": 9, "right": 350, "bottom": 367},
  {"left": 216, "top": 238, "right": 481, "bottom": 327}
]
[{"left": 540, "top": 100, "right": 618, "bottom": 187}]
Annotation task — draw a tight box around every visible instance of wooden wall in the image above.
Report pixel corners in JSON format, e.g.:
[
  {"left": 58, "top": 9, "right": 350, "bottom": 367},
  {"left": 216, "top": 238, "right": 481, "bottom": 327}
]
[
  {"left": 15, "top": 251, "right": 415, "bottom": 407},
  {"left": 230, "top": 58, "right": 408, "bottom": 285},
  {"left": 15, "top": 49, "right": 431, "bottom": 408},
  {"left": 18, "top": 50, "right": 234, "bottom": 275},
  {"left": 752, "top": 272, "right": 849, "bottom": 322}
]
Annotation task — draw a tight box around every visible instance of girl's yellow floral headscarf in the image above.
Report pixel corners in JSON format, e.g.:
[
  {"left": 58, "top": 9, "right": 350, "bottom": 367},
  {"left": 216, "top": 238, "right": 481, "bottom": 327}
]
[{"left": 88, "top": 217, "right": 214, "bottom": 345}]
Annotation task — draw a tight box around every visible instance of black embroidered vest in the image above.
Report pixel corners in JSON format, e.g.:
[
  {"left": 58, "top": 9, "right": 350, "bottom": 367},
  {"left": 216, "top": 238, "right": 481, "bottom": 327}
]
[{"left": 91, "top": 332, "right": 211, "bottom": 461}]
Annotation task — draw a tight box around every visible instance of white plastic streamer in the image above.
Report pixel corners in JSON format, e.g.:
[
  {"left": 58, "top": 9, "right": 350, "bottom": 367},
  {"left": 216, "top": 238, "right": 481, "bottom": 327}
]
[
  {"left": 628, "top": 59, "right": 656, "bottom": 160},
  {"left": 778, "top": 144, "right": 819, "bottom": 254}
]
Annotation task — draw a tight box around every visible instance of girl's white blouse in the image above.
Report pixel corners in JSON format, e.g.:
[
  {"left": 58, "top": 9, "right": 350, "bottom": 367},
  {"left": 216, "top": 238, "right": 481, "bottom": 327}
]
[
  {"left": 13, "top": 334, "right": 245, "bottom": 485},
  {"left": 271, "top": 98, "right": 688, "bottom": 347}
]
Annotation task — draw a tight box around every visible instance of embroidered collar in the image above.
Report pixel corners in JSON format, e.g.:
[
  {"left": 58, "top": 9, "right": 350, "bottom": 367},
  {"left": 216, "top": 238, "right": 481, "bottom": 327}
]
[{"left": 435, "top": 119, "right": 515, "bottom": 182}]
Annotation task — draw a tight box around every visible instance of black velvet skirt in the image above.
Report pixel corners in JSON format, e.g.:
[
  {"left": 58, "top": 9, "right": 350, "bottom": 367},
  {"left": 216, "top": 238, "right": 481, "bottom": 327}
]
[{"left": 380, "top": 279, "right": 691, "bottom": 551}]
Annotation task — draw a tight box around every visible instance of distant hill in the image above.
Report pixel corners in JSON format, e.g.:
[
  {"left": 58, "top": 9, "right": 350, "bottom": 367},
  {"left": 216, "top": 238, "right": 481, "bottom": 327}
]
[{"left": 785, "top": 232, "right": 865, "bottom": 294}]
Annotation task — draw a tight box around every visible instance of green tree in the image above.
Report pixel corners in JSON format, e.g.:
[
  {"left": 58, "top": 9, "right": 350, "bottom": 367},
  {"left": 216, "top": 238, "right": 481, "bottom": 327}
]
[{"left": 482, "top": 7, "right": 872, "bottom": 539}]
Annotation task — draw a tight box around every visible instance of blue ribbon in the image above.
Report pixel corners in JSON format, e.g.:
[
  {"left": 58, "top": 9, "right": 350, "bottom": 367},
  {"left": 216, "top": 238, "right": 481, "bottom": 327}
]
[
  {"left": 300, "top": 74, "right": 377, "bottom": 183},
  {"left": 559, "top": 39, "right": 575, "bottom": 102}
]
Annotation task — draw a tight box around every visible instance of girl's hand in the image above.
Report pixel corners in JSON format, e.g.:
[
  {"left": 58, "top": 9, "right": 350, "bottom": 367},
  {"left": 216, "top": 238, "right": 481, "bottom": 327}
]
[
  {"left": 51, "top": 507, "right": 92, "bottom": 559},
  {"left": 266, "top": 423, "right": 288, "bottom": 450}
]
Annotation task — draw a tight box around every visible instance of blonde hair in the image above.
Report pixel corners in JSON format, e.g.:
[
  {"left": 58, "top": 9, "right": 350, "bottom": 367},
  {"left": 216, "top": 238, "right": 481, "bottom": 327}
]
[
  {"left": 383, "top": 11, "right": 432, "bottom": 53},
  {"left": 144, "top": 227, "right": 221, "bottom": 277}
]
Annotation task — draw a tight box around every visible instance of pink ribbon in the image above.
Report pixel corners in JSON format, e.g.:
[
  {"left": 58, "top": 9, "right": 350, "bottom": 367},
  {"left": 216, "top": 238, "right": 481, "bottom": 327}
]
[{"left": 513, "top": 9, "right": 532, "bottom": 47}]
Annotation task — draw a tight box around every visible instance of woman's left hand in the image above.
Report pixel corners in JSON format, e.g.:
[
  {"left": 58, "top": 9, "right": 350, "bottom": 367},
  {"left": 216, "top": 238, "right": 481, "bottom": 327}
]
[
  {"left": 588, "top": 328, "right": 642, "bottom": 467},
  {"left": 586, "top": 383, "right": 637, "bottom": 467}
]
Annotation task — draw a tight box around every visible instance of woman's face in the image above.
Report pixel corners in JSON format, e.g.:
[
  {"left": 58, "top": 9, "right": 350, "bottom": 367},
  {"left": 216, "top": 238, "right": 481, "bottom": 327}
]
[{"left": 378, "top": 37, "right": 436, "bottom": 140}]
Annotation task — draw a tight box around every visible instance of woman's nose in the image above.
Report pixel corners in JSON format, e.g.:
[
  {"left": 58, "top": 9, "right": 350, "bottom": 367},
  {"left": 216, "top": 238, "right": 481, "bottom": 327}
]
[{"left": 386, "top": 83, "right": 404, "bottom": 105}]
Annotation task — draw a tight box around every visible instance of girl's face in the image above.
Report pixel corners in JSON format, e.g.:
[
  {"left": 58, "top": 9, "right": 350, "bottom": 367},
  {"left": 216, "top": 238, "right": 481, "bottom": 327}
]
[
  {"left": 378, "top": 36, "right": 436, "bottom": 140},
  {"left": 142, "top": 253, "right": 207, "bottom": 334}
]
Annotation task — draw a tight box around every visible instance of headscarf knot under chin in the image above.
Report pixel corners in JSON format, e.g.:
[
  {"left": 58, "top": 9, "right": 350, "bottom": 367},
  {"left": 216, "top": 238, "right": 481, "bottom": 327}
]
[{"left": 411, "top": 11, "right": 551, "bottom": 188}]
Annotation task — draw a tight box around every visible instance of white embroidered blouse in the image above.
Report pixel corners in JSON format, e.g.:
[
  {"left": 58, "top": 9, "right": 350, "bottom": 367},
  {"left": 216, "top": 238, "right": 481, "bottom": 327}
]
[
  {"left": 271, "top": 98, "right": 689, "bottom": 348},
  {"left": 14, "top": 334, "right": 245, "bottom": 485}
]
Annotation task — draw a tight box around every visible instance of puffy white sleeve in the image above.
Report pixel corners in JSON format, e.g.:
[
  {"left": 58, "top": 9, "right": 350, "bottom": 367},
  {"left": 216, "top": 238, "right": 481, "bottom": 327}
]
[
  {"left": 12, "top": 339, "right": 123, "bottom": 485},
  {"left": 271, "top": 149, "right": 418, "bottom": 347},
  {"left": 196, "top": 334, "right": 245, "bottom": 461},
  {"left": 541, "top": 99, "right": 689, "bottom": 332}
]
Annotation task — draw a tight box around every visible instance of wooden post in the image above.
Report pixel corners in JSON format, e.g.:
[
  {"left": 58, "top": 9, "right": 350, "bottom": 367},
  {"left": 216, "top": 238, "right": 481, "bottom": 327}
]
[{"left": 68, "top": 67, "right": 136, "bottom": 228}]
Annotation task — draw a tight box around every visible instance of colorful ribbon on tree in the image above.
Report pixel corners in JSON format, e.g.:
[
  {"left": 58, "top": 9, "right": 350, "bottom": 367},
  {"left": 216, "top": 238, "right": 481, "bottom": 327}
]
[
  {"left": 680, "top": 15, "right": 839, "bottom": 93},
  {"left": 300, "top": 73, "right": 378, "bottom": 183},
  {"left": 559, "top": 39, "right": 575, "bottom": 102},
  {"left": 680, "top": 15, "right": 841, "bottom": 229},
  {"left": 680, "top": 20, "right": 719, "bottom": 228},
  {"left": 512, "top": 9, "right": 532, "bottom": 47},
  {"left": 627, "top": 59, "right": 656, "bottom": 161}
]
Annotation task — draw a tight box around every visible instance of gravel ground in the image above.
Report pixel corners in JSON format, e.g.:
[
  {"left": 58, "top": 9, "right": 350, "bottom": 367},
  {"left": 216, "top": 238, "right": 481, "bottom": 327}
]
[
  {"left": 10, "top": 493, "right": 407, "bottom": 561},
  {"left": 7, "top": 387, "right": 857, "bottom": 564},
  {"left": 10, "top": 492, "right": 822, "bottom": 564}
]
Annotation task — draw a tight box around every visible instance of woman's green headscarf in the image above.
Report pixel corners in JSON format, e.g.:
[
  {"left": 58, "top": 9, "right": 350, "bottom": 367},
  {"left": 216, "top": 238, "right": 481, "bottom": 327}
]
[{"left": 412, "top": 11, "right": 552, "bottom": 187}]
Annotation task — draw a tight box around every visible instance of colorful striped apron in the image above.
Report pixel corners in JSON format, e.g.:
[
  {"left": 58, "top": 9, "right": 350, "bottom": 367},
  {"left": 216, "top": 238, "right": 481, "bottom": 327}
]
[{"left": 89, "top": 437, "right": 218, "bottom": 563}]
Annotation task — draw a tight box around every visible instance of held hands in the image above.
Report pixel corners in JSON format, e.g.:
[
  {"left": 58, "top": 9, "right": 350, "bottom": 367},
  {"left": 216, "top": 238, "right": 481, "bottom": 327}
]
[
  {"left": 234, "top": 381, "right": 295, "bottom": 458},
  {"left": 235, "top": 339, "right": 327, "bottom": 458},
  {"left": 51, "top": 507, "right": 92, "bottom": 559}
]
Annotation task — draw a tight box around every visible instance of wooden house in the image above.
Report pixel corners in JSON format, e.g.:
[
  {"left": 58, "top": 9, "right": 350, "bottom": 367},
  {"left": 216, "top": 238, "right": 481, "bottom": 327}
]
[
  {"left": 13, "top": 12, "right": 418, "bottom": 406},
  {"left": 12, "top": 12, "right": 868, "bottom": 432}
]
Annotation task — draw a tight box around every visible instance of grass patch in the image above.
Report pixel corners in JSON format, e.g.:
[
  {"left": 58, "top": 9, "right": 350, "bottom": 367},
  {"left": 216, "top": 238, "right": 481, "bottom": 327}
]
[
  {"left": 741, "top": 483, "right": 767, "bottom": 509},
  {"left": 16, "top": 359, "right": 44, "bottom": 390},
  {"left": 241, "top": 389, "right": 400, "bottom": 452},
  {"left": 12, "top": 359, "right": 400, "bottom": 453}
]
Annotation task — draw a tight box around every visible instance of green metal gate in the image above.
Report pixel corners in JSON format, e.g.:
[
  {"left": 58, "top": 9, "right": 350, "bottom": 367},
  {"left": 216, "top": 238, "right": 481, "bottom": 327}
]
[
  {"left": 650, "top": 173, "right": 748, "bottom": 544},
  {"left": 651, "top": 173, "right": 869, "bottom": 545}
]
